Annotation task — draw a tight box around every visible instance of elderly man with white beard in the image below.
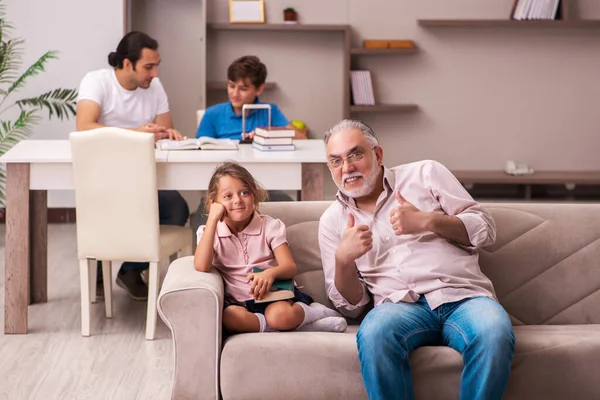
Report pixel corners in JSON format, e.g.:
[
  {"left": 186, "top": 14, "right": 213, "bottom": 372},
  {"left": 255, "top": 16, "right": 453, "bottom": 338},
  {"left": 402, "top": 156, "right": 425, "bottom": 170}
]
[{"left": 318, "top": 119, "right": 515, "bottom": 400}]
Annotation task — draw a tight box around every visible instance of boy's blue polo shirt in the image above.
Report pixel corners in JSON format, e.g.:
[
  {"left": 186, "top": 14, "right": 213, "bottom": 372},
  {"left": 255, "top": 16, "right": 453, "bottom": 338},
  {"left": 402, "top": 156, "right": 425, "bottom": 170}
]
[{"left": 195, "top": 99, "right": 289, "bottom": 140}]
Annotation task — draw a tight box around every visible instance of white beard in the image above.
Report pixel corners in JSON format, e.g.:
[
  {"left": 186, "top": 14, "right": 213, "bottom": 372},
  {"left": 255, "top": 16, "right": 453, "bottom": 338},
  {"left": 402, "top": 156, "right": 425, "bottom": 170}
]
[{"left": 337, "top": 158, "right": 380, "bottom": 198}]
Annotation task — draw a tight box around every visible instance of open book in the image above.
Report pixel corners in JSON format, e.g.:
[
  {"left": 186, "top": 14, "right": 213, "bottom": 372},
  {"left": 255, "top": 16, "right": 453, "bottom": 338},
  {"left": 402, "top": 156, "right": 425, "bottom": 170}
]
[
  {"left": 252, "top": 267, "right": 295, "bottom": 304},
  {"left": 156, "top": 136, "right": 239, "bottom": 151}
]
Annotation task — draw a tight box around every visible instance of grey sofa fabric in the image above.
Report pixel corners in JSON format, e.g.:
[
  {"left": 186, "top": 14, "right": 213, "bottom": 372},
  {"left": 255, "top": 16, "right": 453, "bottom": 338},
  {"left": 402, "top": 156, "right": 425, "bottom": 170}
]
[{"left": 158, "top": 201, "right": 600, "bottom": 399}]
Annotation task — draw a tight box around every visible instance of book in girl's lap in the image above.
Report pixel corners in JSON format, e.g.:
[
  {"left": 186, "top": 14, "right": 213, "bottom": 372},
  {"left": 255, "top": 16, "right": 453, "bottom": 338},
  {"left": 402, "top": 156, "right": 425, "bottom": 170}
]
[{"left": 194, "top": 161, "right": 347, "bottom": 334}]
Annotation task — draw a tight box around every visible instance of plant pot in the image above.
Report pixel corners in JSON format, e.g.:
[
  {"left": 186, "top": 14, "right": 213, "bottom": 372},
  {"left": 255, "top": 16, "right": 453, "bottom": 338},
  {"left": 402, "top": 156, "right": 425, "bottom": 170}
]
[{"left": 284, "top": 11, "right": 297, "bottom": 23}]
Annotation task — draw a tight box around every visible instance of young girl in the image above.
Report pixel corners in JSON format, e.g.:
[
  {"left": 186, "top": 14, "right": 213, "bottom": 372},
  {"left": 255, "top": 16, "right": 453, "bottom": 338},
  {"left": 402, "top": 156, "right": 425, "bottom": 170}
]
[{"left": 194, "top": 161, "right": 347, "bottom": 334}]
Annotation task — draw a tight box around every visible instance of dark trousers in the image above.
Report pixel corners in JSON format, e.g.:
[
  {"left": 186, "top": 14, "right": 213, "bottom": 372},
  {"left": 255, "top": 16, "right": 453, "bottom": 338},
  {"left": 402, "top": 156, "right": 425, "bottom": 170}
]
[{"left": 97, "top": 190, "right": 190, "bottom": 282}]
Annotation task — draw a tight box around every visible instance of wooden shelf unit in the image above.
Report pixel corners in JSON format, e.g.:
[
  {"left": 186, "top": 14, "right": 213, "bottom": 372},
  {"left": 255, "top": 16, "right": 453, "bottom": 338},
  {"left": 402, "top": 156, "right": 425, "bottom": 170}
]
[
  {"left": 350, "top": 104, "right": 419, "bottom": 113},
  {"left": 418, "top": 19, "right": 600, "bottom": 28},
  {"left": 206, "top": 82, "right": 277, "bottom": 90},
  {"left": 350, "top": 47, "right": 417, "bottom": 55},
  {"left": 208, "top": 23, "right": 350, "bottom": 32},
  {"left": 417, "top": 0, "right": 600, "bottom": 28},
  {"left": 452, "top": 170, "right": 600, "bottom": 200},
  {"left": 207, "top": 23, "right": 352, "bottom": 118},
  {"left": 207, "top": 23, "right": 420, "bottom": 119}
]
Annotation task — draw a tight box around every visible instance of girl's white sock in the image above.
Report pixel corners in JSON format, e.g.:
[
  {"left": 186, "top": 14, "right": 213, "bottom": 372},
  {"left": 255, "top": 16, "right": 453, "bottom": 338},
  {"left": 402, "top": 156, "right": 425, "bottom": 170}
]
[
  {"left": 254, "top": 312, "right": 275, "bottom": 332},
  {"left": 296, "top": 302, "right": 343, "bottom": 328},
  {"left": 296, "top": 316, "right": 348, "bottom": 333}
]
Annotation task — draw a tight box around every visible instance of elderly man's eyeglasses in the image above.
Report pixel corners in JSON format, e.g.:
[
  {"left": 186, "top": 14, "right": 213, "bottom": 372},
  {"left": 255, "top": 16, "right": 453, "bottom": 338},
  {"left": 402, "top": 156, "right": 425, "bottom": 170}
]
[{"left": 327, "top": 147, "right": 375, "bottom": 169}]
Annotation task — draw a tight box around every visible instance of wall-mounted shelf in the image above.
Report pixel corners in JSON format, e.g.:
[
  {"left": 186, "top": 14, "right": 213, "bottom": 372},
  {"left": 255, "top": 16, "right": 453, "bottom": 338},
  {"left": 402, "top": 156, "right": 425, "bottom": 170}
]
[
  {"left": 350, "top": 104, "right": 419, "bottom": 113},
  {"left": 207, "top": 23, "right": 419, "bottom": 120},
  {"left": 206, "top": 82, "right": 277, "bottom": 90},
  {"left": 350, "top": 48, "right": 417, "bottom": 55},
  {"left": 418, "top": 19, "right": 600, "bottom": 28},
  {"left": 208, "top": 23, "right": 350, "bottom": 32}
]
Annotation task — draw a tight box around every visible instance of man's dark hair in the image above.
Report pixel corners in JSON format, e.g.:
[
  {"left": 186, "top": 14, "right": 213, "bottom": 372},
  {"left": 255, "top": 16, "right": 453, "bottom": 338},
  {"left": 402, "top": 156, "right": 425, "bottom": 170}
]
[
  {"left": 227, "top": 55, "right": 267, "bottom": 88},
  {"left": 107, "top": 31, "right": 158, "bottom": 70}
]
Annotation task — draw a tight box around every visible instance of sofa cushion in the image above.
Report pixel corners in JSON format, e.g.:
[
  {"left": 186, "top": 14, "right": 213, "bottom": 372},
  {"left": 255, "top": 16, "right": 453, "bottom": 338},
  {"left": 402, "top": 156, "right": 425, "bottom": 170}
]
[
  {"left": 286, "top": 221, "right": 322, "bottom": 275},
  {"left": 220, "top": 324, "right": 600, "bottom": 400}
]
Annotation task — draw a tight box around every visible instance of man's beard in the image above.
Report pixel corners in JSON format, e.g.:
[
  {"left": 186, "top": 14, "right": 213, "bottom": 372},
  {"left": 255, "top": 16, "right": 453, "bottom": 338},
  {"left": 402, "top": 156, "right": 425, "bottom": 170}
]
[{"left": 337, "top": 158, "right": 380, "bottom": 198}]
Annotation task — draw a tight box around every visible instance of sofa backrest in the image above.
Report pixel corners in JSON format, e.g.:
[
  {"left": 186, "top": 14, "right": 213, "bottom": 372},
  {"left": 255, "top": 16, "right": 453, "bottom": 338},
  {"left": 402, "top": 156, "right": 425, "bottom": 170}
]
[{"left": 260, "top": 201, "right": 600, "bottom": 326}]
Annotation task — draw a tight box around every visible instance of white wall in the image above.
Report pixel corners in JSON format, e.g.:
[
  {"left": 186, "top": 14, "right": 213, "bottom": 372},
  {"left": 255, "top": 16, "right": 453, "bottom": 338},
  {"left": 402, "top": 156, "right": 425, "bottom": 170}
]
[{"left": 6, "top": 0, "right": 124, "bottom": 206}]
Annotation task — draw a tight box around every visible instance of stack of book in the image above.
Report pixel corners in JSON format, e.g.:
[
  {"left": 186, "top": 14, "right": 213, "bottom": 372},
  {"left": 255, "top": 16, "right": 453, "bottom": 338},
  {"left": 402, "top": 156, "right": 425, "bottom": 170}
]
[
  {"left": 350, "top": 70, "right": 375, "bottom": 106},
  {"left": 511, "top": 0, "right": 560, "bottom": 20},
  {"left": 252, "top": 127, "right": 295, "bottom": 151}
]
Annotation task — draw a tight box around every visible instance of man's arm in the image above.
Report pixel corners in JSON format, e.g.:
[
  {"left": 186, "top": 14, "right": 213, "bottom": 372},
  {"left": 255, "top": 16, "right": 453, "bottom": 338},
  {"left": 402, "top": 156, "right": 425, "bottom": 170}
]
[
  {"left": 319, "top": 211, "right": 370, "bottom": 318},
  {"left": 390, "top": 162, "right": 496, "bottom": 248},
  {"left": 154, "top": 112, "right": 173, "bottom": 130},
  {"left": 75, "top": 100, "right": 103, "bottom": 131},
  {"left": 430, "top": 161, "right": 496, "bottom": 248}
]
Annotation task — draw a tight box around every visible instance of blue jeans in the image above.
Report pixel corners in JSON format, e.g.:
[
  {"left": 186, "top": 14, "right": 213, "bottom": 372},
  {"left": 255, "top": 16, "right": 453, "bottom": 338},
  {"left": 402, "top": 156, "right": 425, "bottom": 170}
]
[
  {"left": 97, "top": 190, "right": 190, "bottom": 281},
  {"left": 356, "top": 296, "right": 515, "bottom": 400}
]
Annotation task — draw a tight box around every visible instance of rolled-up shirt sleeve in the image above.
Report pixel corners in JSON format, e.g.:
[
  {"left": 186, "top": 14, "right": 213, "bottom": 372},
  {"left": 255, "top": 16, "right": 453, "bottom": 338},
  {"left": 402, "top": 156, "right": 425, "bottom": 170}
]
[
  {"left": 428, "top": 161, "right": 497, "bottom": 249},
  {"left": 318, "top": 210, "right": 370, "bottom": 318}
]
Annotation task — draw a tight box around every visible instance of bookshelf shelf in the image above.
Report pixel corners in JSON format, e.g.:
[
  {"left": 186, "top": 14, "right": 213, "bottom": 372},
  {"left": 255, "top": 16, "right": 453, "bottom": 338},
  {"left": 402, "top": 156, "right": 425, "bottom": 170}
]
[
  {"left": 350, "top": 48, "right": 417, "bottom": 55},
  {"left": 350, "top": 104, "right": 419, "bottom": 113},
  {"left": 208, "top": 23, "right": 350, "bottom": 32},
  {"left": 418, "top": 19, "right": 600, "bottom": 28},
  {"left": 207, "top": 82, "right": 277, "bottom": 90}
]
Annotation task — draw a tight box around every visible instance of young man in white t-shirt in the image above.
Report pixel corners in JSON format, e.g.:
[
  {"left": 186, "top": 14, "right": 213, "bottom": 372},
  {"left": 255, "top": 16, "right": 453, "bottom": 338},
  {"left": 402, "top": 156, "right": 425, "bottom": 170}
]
[{"left": 76, "top": 31, "right": 189, "bottom": 301}]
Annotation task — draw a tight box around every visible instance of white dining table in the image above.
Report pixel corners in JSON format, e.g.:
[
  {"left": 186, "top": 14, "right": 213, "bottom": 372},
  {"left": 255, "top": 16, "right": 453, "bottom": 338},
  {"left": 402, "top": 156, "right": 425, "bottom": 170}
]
[{"left": 0, "top": 139, "right": 326, "bottom": 334}]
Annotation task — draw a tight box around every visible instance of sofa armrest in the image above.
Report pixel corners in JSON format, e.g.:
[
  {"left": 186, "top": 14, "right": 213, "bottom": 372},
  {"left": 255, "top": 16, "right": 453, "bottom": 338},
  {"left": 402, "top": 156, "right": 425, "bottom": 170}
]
[{"left": 158, "top": 256, "right": 224, "bottom": 400}]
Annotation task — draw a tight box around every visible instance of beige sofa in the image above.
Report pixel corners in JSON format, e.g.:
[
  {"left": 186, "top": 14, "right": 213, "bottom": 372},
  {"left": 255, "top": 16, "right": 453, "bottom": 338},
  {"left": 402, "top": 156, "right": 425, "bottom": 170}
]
[{"left": 157, "top": 201, "right": 600, "bottom": 400}]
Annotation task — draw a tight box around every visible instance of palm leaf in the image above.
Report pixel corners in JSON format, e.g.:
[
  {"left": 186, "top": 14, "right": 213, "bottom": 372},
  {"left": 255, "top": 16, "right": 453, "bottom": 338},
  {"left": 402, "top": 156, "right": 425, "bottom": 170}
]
[
  {"left": 0, "top": 38, "right": 24, "bottom": 86},
  {"left": 15, "top": 88, "right": 77, "bottom": 120},
  {"left": 7, "top": 50, "right": 56, "bottom": 94}
]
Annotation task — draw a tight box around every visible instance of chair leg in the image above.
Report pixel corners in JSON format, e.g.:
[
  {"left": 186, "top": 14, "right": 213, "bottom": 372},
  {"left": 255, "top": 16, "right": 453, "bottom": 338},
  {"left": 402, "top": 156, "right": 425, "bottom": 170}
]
[
  {"left": 102, "top": 261, "right": 113, "bottom": 318},
  {"left": 145, "top": 261, "right": 160, "bottom": 340},
  {"left": 80, "top": 259, "right": 91, "bottom": 337},
  {"left": 89, "top": 259, "right": 97, "bottom": 303}
]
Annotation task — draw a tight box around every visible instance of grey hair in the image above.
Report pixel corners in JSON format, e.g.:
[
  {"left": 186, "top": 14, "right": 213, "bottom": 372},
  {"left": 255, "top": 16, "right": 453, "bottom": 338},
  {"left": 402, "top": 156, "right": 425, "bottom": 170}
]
[{"left": 323, "top": 119, "right": 379, "bottom": 147}]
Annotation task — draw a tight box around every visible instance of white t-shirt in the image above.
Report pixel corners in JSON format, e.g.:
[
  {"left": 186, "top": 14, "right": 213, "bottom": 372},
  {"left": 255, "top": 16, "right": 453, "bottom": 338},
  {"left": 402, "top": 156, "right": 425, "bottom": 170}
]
[{"left": 76, "top": 68, "right": 169, "bottom": 129}]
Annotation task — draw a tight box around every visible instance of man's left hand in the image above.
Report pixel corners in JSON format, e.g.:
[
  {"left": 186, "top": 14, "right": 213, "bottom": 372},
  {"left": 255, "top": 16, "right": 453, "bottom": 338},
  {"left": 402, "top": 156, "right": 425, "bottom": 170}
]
[
  {"left": 389, "top": 191, "right": 430, "bottom": 235},
  {"left": 163, "top": 128, "right": 183, "bottom": 141}
]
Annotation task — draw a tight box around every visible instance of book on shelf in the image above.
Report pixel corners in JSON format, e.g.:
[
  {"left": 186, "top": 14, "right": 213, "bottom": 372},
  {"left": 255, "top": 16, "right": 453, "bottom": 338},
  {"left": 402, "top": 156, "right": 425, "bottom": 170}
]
[
  {"left": 253, "top": 135, "right": 294, "bottom": 145},
  {"left": 156, "top": 137, "right": 239, "bottom": 151},
  {"left": 511, "top": 0, "right": 560, "bottom": 20},
  {"left": 252, "top": 142, "right": 296, "bottom": 152},
  {"left": 251, "top": 267, "right": 295, "bottom": 304},
  {"left": 350, "top": 70, "right": 375, "bottom": 106},
  {"left": 254, "top": 126, "right": 295, "bottom": 138}
]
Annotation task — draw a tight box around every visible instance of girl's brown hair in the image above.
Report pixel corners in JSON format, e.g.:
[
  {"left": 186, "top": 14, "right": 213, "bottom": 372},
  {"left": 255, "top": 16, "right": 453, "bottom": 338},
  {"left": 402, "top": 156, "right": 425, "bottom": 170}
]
[{"left": 205, "top": 161, "right": 268, "bottom": 212}]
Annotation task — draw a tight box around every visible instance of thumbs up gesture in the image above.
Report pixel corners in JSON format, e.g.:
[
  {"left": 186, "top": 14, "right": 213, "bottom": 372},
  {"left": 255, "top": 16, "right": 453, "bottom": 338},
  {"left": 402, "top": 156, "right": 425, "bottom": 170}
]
[
  {"left": 390, "top": 191, "right": 428, "bottom": 235},
  {"left": 335, "top": 212, "right": 373, "bottom": 265}
]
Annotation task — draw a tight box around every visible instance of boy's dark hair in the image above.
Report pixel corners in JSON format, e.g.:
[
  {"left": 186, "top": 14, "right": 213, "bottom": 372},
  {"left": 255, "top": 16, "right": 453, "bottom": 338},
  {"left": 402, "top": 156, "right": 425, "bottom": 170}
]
[
  {"left": 227, "top": 55, "right": 267, "bottom": 88},
  {"left": 108, "top": 31, "right": 158, "bottom": 70},
  {"left": 205, "top": 161, "right": 268, "bottom": 213}
]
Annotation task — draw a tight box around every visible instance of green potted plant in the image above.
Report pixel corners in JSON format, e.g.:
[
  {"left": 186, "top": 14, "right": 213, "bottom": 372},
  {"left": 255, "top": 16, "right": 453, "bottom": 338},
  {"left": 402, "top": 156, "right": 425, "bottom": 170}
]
[
  {"left": 0, "top": 2, "right": 77, "bottom": 205},
  {"left": 283, "top": 7, "right": 298, "bottom": 23}
]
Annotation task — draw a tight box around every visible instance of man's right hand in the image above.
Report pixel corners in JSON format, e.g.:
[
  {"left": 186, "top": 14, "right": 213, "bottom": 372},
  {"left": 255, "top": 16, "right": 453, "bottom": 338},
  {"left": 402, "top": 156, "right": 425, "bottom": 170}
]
[{"left": 335, "top": 213, "right": 373, "bottom": 266}]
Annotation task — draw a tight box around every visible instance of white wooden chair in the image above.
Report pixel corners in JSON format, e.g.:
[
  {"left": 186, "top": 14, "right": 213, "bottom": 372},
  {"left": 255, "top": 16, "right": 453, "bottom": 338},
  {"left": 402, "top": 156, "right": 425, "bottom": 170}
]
[
  {"left": 70, "top": 127, "right": 192, "bottom": 340},
  {"left": 196, "top": 109, "right": 205, "bottom": 129}
]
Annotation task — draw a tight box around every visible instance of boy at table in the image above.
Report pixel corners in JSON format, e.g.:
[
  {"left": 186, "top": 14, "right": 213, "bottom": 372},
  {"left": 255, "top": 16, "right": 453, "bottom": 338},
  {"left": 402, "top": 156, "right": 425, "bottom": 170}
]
[{"left": 192, "top": 55, "right": 305, "bottom": 241}]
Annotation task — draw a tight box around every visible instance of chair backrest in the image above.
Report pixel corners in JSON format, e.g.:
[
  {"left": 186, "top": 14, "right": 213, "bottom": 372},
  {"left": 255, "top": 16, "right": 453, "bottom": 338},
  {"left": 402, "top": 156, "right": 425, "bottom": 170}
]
[
  {"left": 196, "top": 109, "right": 205, "bottom": 129},
  {"left": 70, "top": 127, "right": 160, "bottom": 262}
]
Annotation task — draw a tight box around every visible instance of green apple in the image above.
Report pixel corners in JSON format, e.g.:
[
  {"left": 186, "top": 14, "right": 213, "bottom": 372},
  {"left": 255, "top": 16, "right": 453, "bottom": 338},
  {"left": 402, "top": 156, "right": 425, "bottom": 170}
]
[{"left": 291, "top": 120, "right": 305, "bottom": 130}]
